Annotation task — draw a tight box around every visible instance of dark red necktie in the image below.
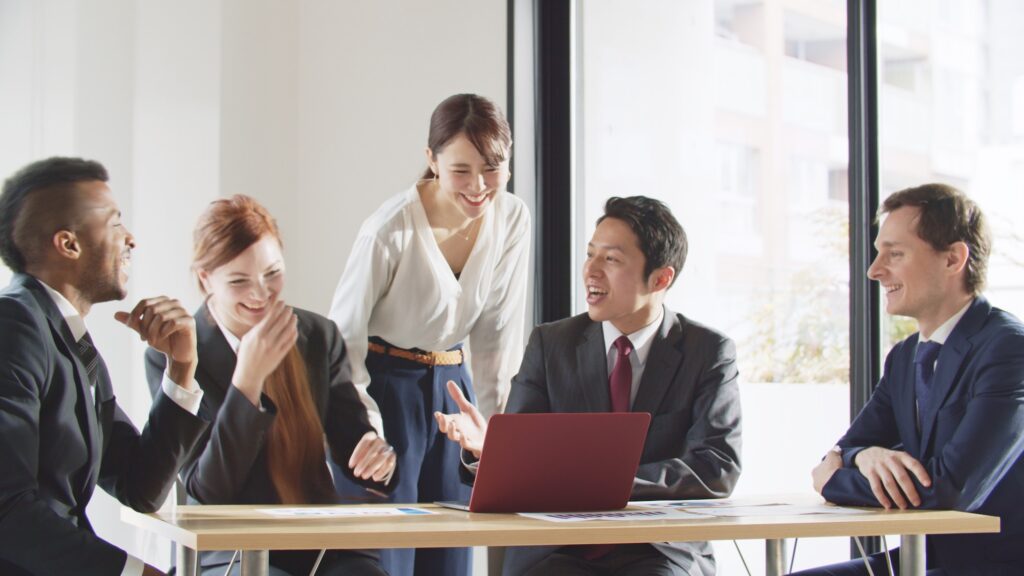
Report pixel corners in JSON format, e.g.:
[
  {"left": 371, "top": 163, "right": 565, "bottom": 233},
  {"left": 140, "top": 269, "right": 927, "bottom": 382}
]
[
  {"left": 609, "top": 335, "right": 633, "bottom": 413},
  {"left": 581, "top": 335, "right": 635, "bottom": 562}
]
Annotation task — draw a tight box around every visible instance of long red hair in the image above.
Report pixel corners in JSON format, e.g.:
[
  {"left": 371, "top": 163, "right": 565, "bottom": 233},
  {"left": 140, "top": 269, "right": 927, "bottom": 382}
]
[{"left": 193, "top": 195, "right": 335, "bottom": 504}]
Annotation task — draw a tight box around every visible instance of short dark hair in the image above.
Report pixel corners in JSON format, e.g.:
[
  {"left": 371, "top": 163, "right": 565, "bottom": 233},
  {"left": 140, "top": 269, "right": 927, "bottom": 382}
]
[
  {"left": 0, "top": 157, "right": 108, "bottom": 273},
  {"left": 598, "top": 196, "right": 687, "bottom": 287},
  {"left": 881, "top": 183, "right": 990, "bottom": 295},
  {"left": 421, "top": 93, "right": 512, "bottom": 179}
]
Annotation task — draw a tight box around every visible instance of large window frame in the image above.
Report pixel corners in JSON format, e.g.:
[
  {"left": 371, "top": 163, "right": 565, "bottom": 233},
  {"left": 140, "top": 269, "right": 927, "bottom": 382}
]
[{"left": 523, "top": 0, "right": 884, "bottom": 560}]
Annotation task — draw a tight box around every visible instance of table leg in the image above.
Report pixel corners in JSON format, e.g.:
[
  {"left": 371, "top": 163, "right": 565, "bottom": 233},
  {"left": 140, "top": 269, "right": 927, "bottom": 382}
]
[
  {"left": 240, "top": 550, "right": 270, "bottom": 576},
  {"left": 766, "top": 538, "right": 788, "bottom": 576},
  {"left": 175, "top": 544, "right": 198, "bottom": 576},
  {"left": 900, "top": 534, "right": 925, "bottom": 576}
]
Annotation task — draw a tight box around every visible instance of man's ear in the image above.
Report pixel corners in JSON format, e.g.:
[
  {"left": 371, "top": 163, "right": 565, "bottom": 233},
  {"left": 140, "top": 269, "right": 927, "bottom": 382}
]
[
  {"left": 946, "top": 241, "right": 970, "bottom": 276},
  {"left": 52, "top": 230, "right": 81, "bottom": 261},
  {"left": 649, "top": 266, "right": 676, "bottom": 292},
  {"left": 196, "top": 269, "right": 211, "bottom": 294}
]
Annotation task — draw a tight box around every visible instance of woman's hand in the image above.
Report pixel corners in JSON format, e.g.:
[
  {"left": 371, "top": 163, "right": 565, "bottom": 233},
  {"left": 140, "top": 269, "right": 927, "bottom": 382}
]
[
  {"left": 349, "top": 432, "right": 397, "bottom": 484},
  {"left": 231, "top": 300, "right": 298, "bottom": 406}
]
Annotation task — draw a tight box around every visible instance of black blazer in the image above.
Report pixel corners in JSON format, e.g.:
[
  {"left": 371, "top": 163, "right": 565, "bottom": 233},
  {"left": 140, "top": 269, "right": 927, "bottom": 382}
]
[
  {"left": 0, "top": 274, "right": 208, "bottom": 575},
  {"left": 145, "top": 303, "right": 394, "bottom": 508},
  {"left": 501, "top": 308, "right": 743, "bottom": 576}
]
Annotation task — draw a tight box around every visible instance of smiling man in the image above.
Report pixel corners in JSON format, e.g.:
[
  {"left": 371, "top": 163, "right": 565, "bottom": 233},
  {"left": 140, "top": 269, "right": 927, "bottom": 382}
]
[
  {"left": 800, "top": 184, "right": 1024, "bottom": 575},
  {"left": 0, "top": 157, "right": 208, "bottom": 576},
  {"left": 436, "top": 196, "right": 742, "bottom": 576}
]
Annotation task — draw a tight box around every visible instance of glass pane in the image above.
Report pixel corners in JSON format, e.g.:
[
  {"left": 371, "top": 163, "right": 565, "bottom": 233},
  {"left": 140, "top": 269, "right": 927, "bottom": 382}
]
[
  {"left": 878, "top": 0, "right": 1024, "bottom": 351},
  {"left": 576, "top": 0, "right": 850, "bottom": 571}
]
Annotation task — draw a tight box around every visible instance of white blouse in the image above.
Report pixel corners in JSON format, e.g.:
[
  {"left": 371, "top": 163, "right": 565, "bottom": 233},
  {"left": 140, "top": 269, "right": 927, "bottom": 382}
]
[{"left": 329, "top": 184, "right": 531, "bottom": 436}]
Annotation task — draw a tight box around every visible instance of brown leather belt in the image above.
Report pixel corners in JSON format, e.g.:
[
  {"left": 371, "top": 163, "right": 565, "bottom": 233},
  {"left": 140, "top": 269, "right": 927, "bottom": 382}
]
[{"left": 367, "top": 341, "right": 464, "bottom": 366}]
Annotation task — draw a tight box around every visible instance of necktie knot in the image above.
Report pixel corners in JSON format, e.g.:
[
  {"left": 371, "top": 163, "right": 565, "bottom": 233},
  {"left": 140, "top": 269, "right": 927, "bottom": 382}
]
[
  {"left": 915, "top": 341, "right": 942, "bottom": 367},
  {"left": 613, "top": 335, "right": 633, "bottom": 358}
]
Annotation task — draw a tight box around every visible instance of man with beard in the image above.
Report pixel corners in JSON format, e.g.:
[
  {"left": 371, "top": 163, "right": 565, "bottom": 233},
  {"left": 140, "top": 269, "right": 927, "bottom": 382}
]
[{"left": 0, "top": 157, "right": 209, "bottom": 576}]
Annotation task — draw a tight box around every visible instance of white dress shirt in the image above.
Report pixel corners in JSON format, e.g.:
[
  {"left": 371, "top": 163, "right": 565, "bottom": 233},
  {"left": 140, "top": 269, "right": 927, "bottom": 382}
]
[
  {"left": 601, "top": 307, "right": 665, "bottom": 409},
  {"left": 39, "top": 280, "right": 202, "bottom": 576},
  {"left": 330, "top": 185, "right": 531, "bottom": 435}
]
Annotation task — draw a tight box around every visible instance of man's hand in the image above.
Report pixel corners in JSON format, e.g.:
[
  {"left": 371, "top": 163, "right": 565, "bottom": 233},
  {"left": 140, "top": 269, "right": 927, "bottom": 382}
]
[
  {"left": 349, "top": 431, "right": 397, "bottom": 483},
  {"left": 812, "top": 450, "right": 842, "bottom": 494},
  {"left": 433, "top": 380, "right": 487, "bottom": 458},
  {"left": 854, "top": 447, "right": 932, "bottom": 509},
  {"left": 115, "top": 296, "right": 197, "bottom": 388},
  {"left": 231, "top": 301, "right": 297, "bottom": 406},
  {"left": 142, "top": 564, "right": 166, "bottom": 576}
]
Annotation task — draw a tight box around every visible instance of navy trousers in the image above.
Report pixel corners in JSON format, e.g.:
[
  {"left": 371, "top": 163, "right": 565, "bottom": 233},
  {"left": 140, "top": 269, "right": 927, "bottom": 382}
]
[
  {"left": 332, "top": 342, "right": 473, "bottom": 576},
  {"left": 790, "top": 548, "right": 1024, "bottom": 576}
]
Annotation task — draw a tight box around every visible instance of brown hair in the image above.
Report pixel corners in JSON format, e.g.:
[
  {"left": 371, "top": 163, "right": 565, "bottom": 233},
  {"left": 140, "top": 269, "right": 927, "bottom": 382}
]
[
  {"left": 193, "top": 194, "right": 334, "bottom": 504},
  {"left": 881, "top": 183, "right": 991, "bottom": 295},
  {"left": 420, "top": 93, "right": 512, "bottom": 180}
]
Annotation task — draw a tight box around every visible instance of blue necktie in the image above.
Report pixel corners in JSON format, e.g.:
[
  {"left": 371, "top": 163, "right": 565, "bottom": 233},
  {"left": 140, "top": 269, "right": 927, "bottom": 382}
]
[{"left": 915, "top": 340, "right": 942, "bottom": 414}]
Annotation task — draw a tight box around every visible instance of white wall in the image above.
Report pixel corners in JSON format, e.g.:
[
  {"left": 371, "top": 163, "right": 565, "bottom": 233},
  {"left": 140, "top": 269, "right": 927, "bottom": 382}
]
[{"left": 1, "top": 0, "right": 508, "bottom": 569}]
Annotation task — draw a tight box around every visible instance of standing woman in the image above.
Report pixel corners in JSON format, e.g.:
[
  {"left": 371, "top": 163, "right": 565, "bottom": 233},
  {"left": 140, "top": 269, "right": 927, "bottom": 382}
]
[
  {"left": 146, "top": 195, "right": 397, "bottom": 576},
  {"left": 329, "top": 93, "right": 531, "bottom": 576}
]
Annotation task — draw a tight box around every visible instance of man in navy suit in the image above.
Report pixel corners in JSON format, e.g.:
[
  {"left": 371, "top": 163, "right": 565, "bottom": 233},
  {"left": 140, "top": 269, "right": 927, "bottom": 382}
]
[
  {"left": 798, "top": 184, "right": 1024, "bottom": 575},
  {"left": 0, "top": 157, "right": 208, "bottom": 575}
]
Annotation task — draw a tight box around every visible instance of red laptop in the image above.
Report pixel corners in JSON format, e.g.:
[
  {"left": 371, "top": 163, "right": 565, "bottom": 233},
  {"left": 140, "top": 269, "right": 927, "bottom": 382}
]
[{"left": 437, "top": 412, "right": 651, "bottom": 513}]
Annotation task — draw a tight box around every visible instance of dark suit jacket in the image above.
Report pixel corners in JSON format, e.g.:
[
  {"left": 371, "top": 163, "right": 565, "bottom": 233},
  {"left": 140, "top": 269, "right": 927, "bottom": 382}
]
[
  {"left": 0, "top": 274, "right": 208, "bottom": 575},
  {"left": 500, "top": 308, "right": 742, "bottom": 576},
  {"left": 824, "top": 297, "right": 1024, "bottom": 571},
  {"left": 145, "top": 304, "right": 394, "bottom": 567}
]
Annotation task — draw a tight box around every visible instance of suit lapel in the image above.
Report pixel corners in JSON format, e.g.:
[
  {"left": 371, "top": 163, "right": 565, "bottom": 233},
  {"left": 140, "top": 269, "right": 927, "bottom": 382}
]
[
  {"left": 195, "top": 304, "right": 238, "bottom": 403},
  {"left": 632, "top": 311, "right": 683, "bottom": 415},
  {"left": 576, "top": 321, "right": 611, "bottom": 411},
  {"left": 21, "top": 275, "right": 103, "bottom": 498},
  {"left": 918, "top": 298, "right": 987, "bottom": 453}
]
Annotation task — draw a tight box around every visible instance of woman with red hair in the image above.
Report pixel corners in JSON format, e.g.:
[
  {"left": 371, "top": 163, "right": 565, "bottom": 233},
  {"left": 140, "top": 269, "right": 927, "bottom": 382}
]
[{"left": 146, "top": 195, "right": 396, "bottom": 576}]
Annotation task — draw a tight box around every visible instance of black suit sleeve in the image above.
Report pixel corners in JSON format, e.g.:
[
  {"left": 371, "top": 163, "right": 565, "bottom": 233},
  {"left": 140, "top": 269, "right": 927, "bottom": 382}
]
[
  {"left": 0, "top": 299, "right": 121, "bottom": 574},
  {"left": 321, "top": 319, "right": 397, "bottom": 493},
  {"left": 144, "top": 347, "right": 275, "bottom": 504},
  {"left": 632, "top": 334, "right": 742, "bottom": 500}
]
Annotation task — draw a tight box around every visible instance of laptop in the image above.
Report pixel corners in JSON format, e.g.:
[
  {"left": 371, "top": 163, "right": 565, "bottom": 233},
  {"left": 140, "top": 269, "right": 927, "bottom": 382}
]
[{"left": 437, "top": 412, "right": 651, "bottom": 513}]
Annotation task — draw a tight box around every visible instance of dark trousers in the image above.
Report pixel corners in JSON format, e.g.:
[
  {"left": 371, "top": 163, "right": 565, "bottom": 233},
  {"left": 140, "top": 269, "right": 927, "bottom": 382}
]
[
  {"left": 790, "top": 548, "right": 1024, "bottom": 576},
  {"left": 332, "top": 343, "right": 473, "bottom": 576},
  {"left": 523, "top": 544, "right": 685, "bottom": 576}
]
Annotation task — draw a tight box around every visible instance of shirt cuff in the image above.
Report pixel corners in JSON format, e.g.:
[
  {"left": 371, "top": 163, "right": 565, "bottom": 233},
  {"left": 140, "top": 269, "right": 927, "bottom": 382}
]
[
  {"left": 121, "top": 554, "right": 144, "bottom": 576},
  {"left": 461, "top": 449, "right": 479, "bottom": 475},
  {"left": 162, "top": 372, "right": 203, "bottom": 415}
]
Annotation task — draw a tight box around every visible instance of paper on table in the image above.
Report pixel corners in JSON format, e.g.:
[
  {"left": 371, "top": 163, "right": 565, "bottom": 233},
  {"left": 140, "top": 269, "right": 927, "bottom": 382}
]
[
  {"left": 518, "top": 509, "right": 712, "bottom": 523},
  {"left": 259, "top": 507, "right": 436, "bottom": 518},
  {"left": 631, "top": 500, "right": 868, "bottom": 517}
]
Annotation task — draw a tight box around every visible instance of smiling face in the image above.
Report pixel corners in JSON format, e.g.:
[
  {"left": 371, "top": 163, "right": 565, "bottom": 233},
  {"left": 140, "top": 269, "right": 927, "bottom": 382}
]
[
  {"left": 75, "top": 181, "right": 135, "bottom": 304},
  {"left": 868, "top": 205, "right": 966, "bottom": 334},
  {"left": 198, "top": 235, "right": 285, "bottom": 338},
  {"left": 583, "top": 217, "right": 671, "bottom": 335},
  {"left": 427, "top": 132, "right": 510, "bottom": 220}
]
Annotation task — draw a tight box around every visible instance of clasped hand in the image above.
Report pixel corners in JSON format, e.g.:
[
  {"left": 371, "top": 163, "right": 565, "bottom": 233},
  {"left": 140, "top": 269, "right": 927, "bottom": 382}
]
[
  {"left": 434, "top": 380, "right": 487, "bottom": 458},
  {"left": 854, "top": 446, "right": 932, "bottom": 509}
]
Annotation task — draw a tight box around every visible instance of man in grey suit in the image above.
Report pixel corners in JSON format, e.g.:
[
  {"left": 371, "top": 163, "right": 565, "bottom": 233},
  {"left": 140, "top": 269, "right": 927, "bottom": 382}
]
[
  {"left": 437, "top": 196, "right": 742, "bottom": 576},
  {"left": 0, "top": 157, "right": 208, "bottom": 575}
]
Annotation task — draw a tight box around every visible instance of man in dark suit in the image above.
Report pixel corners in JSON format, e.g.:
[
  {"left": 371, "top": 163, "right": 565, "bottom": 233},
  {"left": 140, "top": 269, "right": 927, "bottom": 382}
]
[
  {"left": 798, "top": 184, "right": 1024, "bottom": 575},
  {"left": 0, "top": 157, "right": 209, "bottom": 576},
  {"left": 437, "top": 196, "right": 742, "bottom": 576}
]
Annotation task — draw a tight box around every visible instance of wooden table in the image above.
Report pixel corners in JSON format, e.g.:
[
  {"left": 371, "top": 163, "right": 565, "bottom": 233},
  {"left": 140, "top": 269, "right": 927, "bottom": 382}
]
[{"left": 123, "top": 494, "right": 999, "bottom": 576}]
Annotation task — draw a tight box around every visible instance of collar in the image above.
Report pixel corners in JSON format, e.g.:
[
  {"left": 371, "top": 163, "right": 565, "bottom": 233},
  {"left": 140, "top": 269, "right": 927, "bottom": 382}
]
[
  {"left": 921, "top": 299, "right": 973, "bottom": 345},
  {"left": 37, "top": 279, "right": 88, "bottom": 342},
  {"left": 602, "top": 306, "right": 665, "bottom": 367},
  {"left": 206, "top": 301, "right": 241, "bottom": 353}
]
